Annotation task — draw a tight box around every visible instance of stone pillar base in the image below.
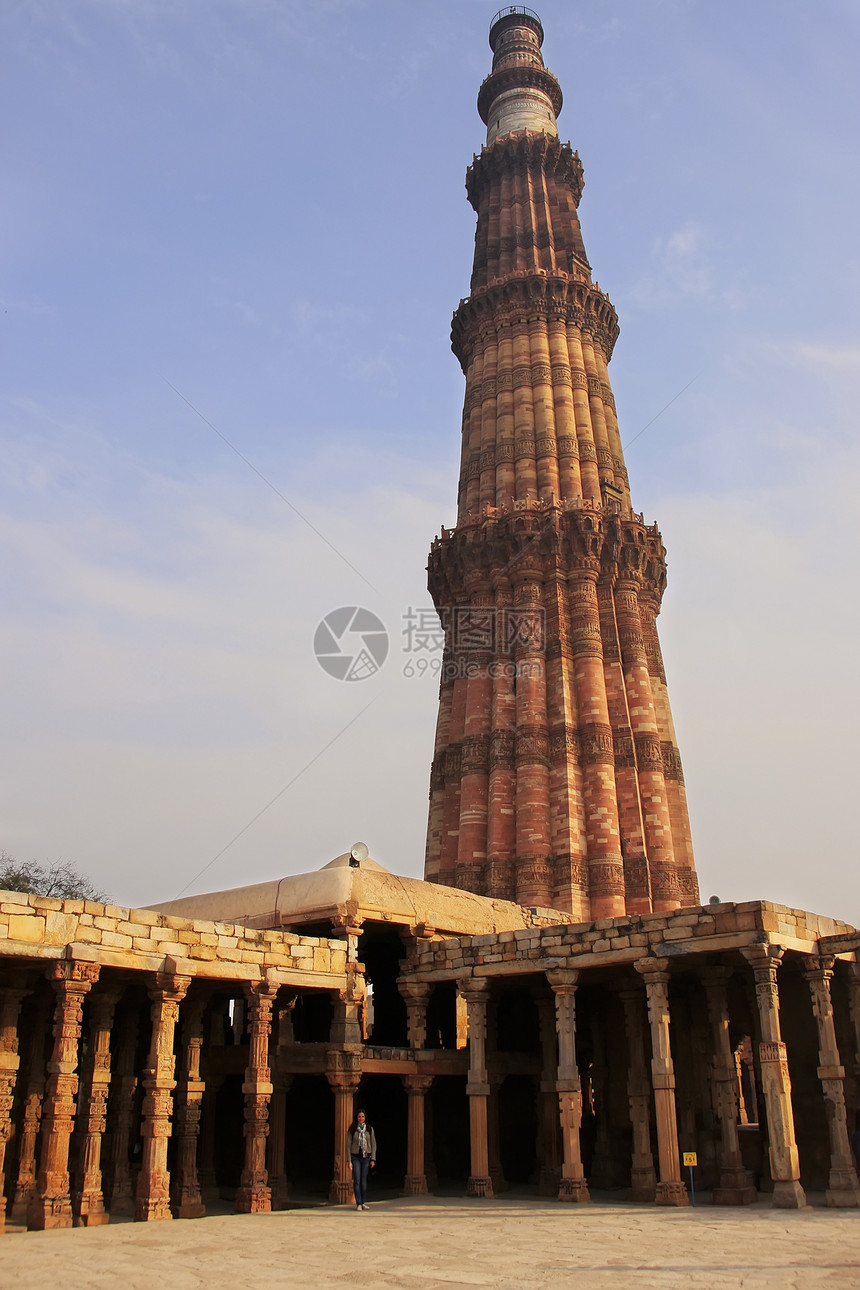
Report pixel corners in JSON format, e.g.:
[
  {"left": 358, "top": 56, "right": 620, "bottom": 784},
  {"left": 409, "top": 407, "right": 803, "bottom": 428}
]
[
  {"left": 538, "top": 1165, "right": 560, "bottom": 1197},
  {"left": 197, "top": 1169, "right": 219, "bottom": 1205},
  {"left": 329, "top": 1178, "right": 352, "bottom": 1205},
  {"left": 10, "top": 1190, "right": 34, "bottom": 1225},
  {"left": 629, "top": 1167, "right": 657, "bottom": 1202},
  {"left": 713, "top": 1184, "right": 758, "bottom": 1206},
  {"left": 403, "top": 1174, "right": 428, "bottom": 1196},
  {"left": 175, "top": 1199, "right": 206, "bottom": 1219},
  {"left": 826, "top": 1182, "right": 860, "bottom": 1208},
  {"left": 28, "top": 1196, "right": 73, "bottom": 1230},
  {"left": 467, "top": 1175, "right": 493, "bottom": 1198},
  {"left": 655, "top": 1181, "right": 689, "bottom": 1207},
  {"left": 558, "top": 1177, "right": 590, "bottom": 1202},
  {"left": 713, "top": 1168, "right": 757, "bottom": 1206},
  {"left": 74, "top": 1206, "right": 109, "bottom": 1227},
  {"left": 135, "top": 1198, "right": 173, "bottom": 1222},
  {"left": 235, "top": 1186, "right": 271, "bottom": 1214},
  {"left": 771, "top": 1179, "right": 806, "bottom": 1209}
]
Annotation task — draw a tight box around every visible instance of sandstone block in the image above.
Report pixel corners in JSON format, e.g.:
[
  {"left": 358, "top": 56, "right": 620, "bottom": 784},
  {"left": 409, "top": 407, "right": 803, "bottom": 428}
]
[
  {"left": 7, "top": 914, "right": 44, "bottom": 942},
  {"left": 101, "top": 930, "right": 133, "bottom": 949}
]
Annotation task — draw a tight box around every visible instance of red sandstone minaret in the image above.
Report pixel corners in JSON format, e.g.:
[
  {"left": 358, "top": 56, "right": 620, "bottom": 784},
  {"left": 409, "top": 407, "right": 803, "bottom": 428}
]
[{"left": 424, "top": 7, "right": 699, "bottom": 919}]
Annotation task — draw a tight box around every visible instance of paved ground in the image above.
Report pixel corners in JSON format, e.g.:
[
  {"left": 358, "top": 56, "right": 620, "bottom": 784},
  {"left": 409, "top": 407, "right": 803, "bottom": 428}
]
[{"left": 2, "top": 1194, "right": 859, "bottom": 1289}]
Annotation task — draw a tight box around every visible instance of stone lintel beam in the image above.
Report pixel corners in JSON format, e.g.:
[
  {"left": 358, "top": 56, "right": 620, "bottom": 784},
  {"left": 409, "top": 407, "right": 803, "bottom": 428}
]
[
  {"left": 819, "top": 932, "right": 860, "bottom": 956},
  {"left": 0, "top": 941, "right": 348, "bottom": 992}
]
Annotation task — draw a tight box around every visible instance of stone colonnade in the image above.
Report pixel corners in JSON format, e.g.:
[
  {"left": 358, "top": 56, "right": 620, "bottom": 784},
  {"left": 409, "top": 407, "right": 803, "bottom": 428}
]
[
  {"left": 2, "top": 936, "right": 859, "bottom": 1228},
  {"left": 399, "top": 948, "right": 860, "bottom": 1211},
  {"left": 0, "top": 961, "right": 357, "bottom": 1231}
]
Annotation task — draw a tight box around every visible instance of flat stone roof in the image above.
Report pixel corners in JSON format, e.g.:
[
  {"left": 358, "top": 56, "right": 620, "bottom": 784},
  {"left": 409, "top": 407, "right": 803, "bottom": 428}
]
[{"left": 149, "top": 852, "right": 567, "bottom": 937}]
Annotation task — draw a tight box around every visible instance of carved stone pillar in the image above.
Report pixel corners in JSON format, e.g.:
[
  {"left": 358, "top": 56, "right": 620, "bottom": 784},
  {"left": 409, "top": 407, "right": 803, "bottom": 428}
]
[
  {"left": 547, "top": 969, "right": 589, "bottom": 1201},
  {"left": 10, "top": 992, "right": 50, "bottom": 1224},
  {"left": 267, "top": 1074, "right": 291, "bottom": 1210},
  {"left": 634, "top": 959, "right": 688, "bottom": 1206},
  {"left": 236, "top": 978, "right": 278, "bottom": 1214},
  {"left": 588, "top": 1016, "right": 614, "bottom": 1188},
  {"left": 398, "top": 980, "right": 430, "bottom": 1051},
  {"left": 172, "top": 996, "right": 206, "bottom": 1219},
  {"left": 331, "top": 966, "right": 366, "bottom": 1047},
  {"left": 403, "top": 1074, "right": 432, "bottom": 1195},
  {"left": 0, "top": 978, "right": 28, "bottom": 1234},
  {"left": 197, "top": 1075, "right": 223, "bottom": 1203},
  {"left": 701, "top": 968, "right": 757, "bottom": 1204},
  {"left": 741, "top": 946, "right": 805, "bottom": 1208},
  {"left": 135, "top": 972, "right": 190, "bottom": 1221},
  {"left": 801, "top": 956, "right": 860, "bottom": 1207},
  {"left": 107, "top": 1006, "right": 139, "bottom": 1215},
  {"left": 734, "top": 1042, "right": 749, "bottom": 1125},
  {"left": 536, "top": 995, "right": 561, "bottom": 1196},
  {"left": 460, "top": 978, "right": 493, "bottom": 1197},
  {"left": 73, "top": 987, "right": 120, "bottom": 1225},
  {"left": 619, "top": 988, "right": 657, "bottom": 1200},
  {"left": 848, "top": 963, "right": 860, "bottom": 1132},
  {"left": 29, "top": 959, "right": 100, "bottom": 1230}
]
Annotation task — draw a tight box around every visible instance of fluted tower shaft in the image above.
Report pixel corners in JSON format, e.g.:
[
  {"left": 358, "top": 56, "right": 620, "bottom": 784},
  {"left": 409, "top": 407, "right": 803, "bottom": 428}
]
[{"left": 425, "top": 9, "right": 698, "bottom": 918}]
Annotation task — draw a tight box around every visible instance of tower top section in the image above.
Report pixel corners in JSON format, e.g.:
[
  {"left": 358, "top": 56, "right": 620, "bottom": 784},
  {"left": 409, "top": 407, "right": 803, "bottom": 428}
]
[{"left": 479, "top": 7, "right": 562, "bottom": 145}]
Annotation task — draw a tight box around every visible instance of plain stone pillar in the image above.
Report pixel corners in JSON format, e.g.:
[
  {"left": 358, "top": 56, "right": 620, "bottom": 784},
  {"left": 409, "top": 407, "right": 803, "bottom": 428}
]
[
  {"left": 403, "top": 1075, "right": 432, "bottom": 1195},
  {"left": 461, "top": 978, "right": 493, "bottom": 1197},
  {"left": 30, "top": 959, "right": 100, "bottom": 1230},
  {"left": 801, "top": 956, "right": 860, "bottom": 1207},
  {"left": 326, "top": 1052, "right": 361, "bottom": 1204},
  {"left": 742, "top": 946, "right": 806, "bottom": 1208},
  {"left": 236, "top": 979, "right": 278, "bottom": 1214},
  {"left": 635, "top": 959, "right": 688, "bottom": 1206},
  {"left": 547, "top": 969, "right": 589, "bottom": 1201},
  {"left": 701, "top": 968, "right": 757, "bottom": 1204},
  {"left": 136, "top": 971, "right": 190, "bottom": 1222}
]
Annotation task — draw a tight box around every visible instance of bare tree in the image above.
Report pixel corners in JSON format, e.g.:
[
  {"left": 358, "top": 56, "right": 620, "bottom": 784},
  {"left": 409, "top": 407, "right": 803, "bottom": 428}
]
[{"left": 0, "top": 851, "right": 109, "bottom": 902}]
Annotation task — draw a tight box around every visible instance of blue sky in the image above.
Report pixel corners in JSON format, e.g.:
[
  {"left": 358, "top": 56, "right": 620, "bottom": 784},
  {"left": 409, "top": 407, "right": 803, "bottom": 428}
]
[{"left": 2, "top": 0, "right": 859, "bottom": 922}]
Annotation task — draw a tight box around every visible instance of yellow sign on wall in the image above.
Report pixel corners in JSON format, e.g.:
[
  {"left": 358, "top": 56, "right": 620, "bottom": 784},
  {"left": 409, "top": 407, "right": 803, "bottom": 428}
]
[{"left": 683, "top": 1152, "right": 697, "bottom": 1167}]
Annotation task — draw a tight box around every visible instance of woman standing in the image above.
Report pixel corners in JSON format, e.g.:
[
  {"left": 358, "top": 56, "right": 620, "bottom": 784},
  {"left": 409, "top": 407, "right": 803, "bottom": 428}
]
[{"left": 347, "top": 1109, "right": 377, "bottom": 1210}]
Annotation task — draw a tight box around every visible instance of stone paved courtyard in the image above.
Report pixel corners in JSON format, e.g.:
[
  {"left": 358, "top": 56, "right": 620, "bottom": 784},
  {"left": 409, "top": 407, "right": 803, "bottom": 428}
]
[{"left": 2, "top": 1195, "right": 859, "bottom": 1289}]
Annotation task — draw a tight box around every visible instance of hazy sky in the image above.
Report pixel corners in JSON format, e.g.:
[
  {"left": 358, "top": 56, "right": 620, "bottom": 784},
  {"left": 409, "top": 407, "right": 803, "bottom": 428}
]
[{"left": 2, "top": 0, "right": 858, "bottom": 923}]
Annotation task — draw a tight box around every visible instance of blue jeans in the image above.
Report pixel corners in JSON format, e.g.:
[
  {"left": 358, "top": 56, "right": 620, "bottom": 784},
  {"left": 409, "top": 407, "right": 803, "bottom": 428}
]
[{"left": 351, "top": 1154, "right": 371, "bottom": 1205}]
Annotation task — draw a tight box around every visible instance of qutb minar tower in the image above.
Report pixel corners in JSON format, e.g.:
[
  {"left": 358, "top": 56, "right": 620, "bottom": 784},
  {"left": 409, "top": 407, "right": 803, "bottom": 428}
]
[{"left": 425, "top": 7, "right": 699, "bottom": 919}]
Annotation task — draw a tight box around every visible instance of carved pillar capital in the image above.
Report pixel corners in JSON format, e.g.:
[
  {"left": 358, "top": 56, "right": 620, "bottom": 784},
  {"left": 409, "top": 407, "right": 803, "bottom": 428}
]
[
  {"left": 398, "top": 978, "right": 431, "bottom": 1051},
  {"left": 546, "top": 968, "right": 580, "bottom": 994}
]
